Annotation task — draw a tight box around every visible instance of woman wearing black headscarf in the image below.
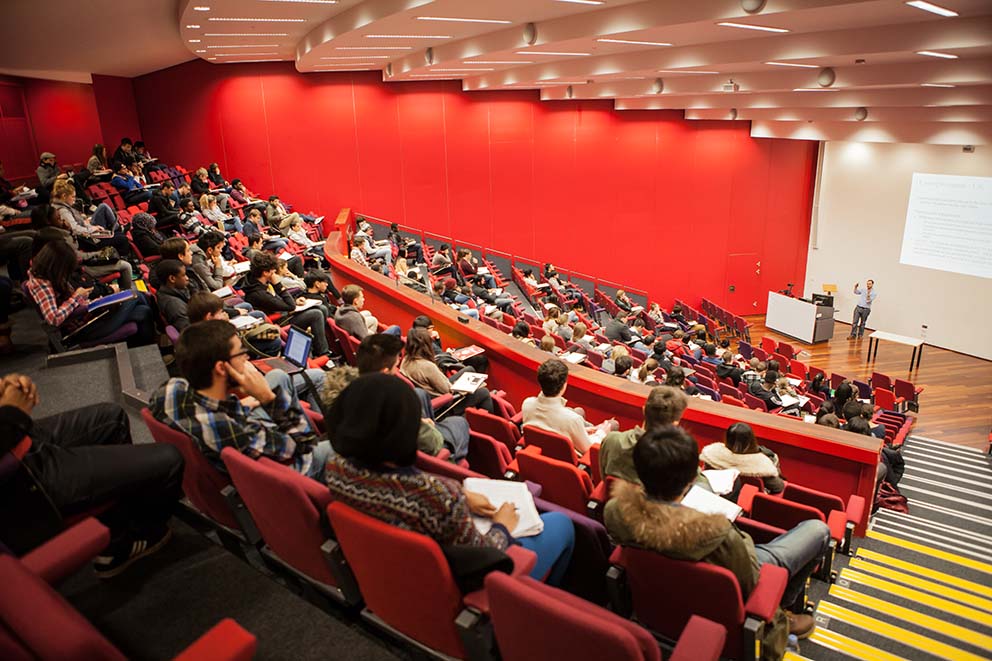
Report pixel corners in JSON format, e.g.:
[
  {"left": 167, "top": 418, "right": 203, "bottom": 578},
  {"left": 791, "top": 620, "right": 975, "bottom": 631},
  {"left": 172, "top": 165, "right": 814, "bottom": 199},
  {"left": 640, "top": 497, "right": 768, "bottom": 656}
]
[{"left": 324, "top": 374, "right": 575, "bottom": 584}]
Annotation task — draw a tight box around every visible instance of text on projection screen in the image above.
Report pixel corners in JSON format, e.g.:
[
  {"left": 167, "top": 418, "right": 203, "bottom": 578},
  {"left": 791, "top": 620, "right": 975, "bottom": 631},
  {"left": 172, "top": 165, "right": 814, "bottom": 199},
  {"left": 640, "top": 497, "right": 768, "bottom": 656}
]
[{"left": 899, "top": 173, "right": 992, "bottom": 279}]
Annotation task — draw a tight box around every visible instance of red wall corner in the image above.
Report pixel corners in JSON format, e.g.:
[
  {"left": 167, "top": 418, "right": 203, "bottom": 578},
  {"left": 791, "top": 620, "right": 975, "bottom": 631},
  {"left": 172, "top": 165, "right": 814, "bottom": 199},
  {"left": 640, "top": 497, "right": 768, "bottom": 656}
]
[{"left": 91, "top": 74, "right": 142, "bottom": 147}]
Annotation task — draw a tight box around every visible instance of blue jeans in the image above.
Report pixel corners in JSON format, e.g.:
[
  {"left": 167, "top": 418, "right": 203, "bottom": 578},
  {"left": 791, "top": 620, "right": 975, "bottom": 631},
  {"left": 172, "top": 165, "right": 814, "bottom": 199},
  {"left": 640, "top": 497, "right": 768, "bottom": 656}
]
[
  {"left": 851, "top": 305, "right": 871, "bottom": 338},
  {"left": 75, "top": 293, "right": 153, "bottom": 344},
  {"left": 224, "top": 217, "right": 244, "bottom": 233},
  {"left": 251, "top": 370, "right": 331, "bottom": 480},
  {"left": 91, "top": 203, "right": 118, "bottom": 231},
  {"left": 382, "top": 325, "right": 402, "bottom": 337},
  {"left": 754, "top": 519, "right": 831, "bottom": 608},
  {"left": 291, "top": 368, "right": 327, "bottom": 409},
  {"left": 517, "top": 512, "right": 575, "bottom": 586}
]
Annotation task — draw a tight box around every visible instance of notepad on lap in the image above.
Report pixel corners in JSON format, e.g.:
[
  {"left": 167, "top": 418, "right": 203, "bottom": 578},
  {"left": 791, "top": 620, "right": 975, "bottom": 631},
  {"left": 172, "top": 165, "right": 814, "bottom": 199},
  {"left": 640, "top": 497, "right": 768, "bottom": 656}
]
[
  {"left": 232, "top": 261, "right": 251, "bottom": 274},
  {"left": 701, "top": 469, "right": 740, "bottom": 496},
  {"left": 463, "top": 478, "right": 544, "bottom": 538},
  {"left": 212, "top": 286, "right": 234, "bottom": 298},
  {"left": 681, "top": 485, "right": 742, "bottom": 521},
  {"left": 450, "top": 372, "right": 487, "bottom": 393},
  {"left": 87, "top": 289, "right": 136, "bottom": 312}
]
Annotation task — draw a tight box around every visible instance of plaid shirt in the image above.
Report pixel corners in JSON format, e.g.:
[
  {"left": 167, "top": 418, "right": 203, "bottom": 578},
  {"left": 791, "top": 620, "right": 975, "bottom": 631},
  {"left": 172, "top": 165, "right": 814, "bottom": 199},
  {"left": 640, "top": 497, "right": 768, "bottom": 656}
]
[
  {"left": 350, "top": 247, "right": 369, "bottom": 267},
  {"left": 25, "top": 274, "right": 88, "bottom": 333},
  {"left": 741, "top": 370, "right": 763, "bottom": 387},
  {"left": 149, "top": 377, "right": 317, "bottom": 475}
]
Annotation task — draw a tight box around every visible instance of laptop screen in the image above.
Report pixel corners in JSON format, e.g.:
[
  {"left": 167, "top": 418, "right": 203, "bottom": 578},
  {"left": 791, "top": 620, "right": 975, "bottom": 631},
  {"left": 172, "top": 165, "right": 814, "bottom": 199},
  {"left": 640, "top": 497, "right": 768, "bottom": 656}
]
[{"left": 283, "top": 327, "right": 313, "bottom": 367}]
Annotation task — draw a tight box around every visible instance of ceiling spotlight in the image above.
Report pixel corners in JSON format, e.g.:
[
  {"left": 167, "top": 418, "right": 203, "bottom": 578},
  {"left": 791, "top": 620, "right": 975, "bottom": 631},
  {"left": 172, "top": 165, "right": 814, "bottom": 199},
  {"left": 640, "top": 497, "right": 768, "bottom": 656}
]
[
  {"left": 764, "top": 61, "right": 818, "bottom": 68},
  {"left": 854, "top": 107, "right": 868, "bottom": 121},
  {"left": 186, "top": 25, "right": 201, "bottom": 29},
  {"left": 916, "top": 50, "right": 958, "bottom": 59},
  {"left": 416, "top": 17, "right": 512, "bottom": 24},
  {"left": 658, "top": 70, "right": 718, "bottom": 74},
  {"left": 195, "top": 50, "right": 206, "bottom": 53},
  {"left": 365, "top": 34, "right": 453, "bottom": 39},
  {"left": 921, "top": 82, "right": 955, "bottom": 87},
  {"left": 188, "top": 39, "right": 201, "bottom": 43},
  {"left": 597, "top": 38, "right": 673, "bottom": 47},
  {"left": 515, "top": 51, "right": 591, "bottom": 56},
  {"left": 905, "top": 1, "right": 959, "bottom": 17},
  {"left": 193, "top": 6, "right": 210, "bottom": 11},
  {"left": 208, "top": 17, "right": 307, "bottom": 22},
  {"left": 717, "top": 21, "right": 789, "bottom": 33}
]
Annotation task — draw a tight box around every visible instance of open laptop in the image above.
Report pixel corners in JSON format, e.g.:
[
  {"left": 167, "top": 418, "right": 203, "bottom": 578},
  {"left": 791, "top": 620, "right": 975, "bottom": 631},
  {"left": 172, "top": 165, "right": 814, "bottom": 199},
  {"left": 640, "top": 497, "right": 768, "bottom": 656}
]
[{"left": 254, "top": 327, "right": 312, "bottom": 374}]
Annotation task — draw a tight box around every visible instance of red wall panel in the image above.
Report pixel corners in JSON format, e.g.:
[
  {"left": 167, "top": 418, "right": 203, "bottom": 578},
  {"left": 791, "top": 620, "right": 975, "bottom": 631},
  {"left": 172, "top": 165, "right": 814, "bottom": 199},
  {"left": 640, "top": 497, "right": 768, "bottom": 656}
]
[
  {"left": 132, "top": 60, "right": 816, "bottom": 313},
  {"left": 91, "top": 75, "right": 142, "bottom": 147}
]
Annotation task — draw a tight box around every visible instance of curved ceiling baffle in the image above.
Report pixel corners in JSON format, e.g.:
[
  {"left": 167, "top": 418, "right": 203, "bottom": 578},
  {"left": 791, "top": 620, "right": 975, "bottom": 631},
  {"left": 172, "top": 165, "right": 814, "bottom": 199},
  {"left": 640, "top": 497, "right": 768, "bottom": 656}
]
[{"left": 177, "top": 0, "right": 992, "bottom": 145}]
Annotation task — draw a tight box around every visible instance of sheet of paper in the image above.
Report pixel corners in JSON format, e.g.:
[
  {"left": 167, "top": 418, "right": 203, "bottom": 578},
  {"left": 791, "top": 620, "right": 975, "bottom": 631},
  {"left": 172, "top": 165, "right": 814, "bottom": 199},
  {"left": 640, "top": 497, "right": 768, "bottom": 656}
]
[
  {"left": 230, "top": 314, "right": 260, "bottom": 330},
  {"left": 463, "top": 478, "right": 544, "bottom": 538},
  {"left": 701, "top": 469, "right": 740, "bottom": 496},
  {"left": 232, "top": 261, "right": 251, "bottom": 274},
  {"left": 212, "top": 286, "right": 234, "bottom": 298},
  {"left": 561, "top": 351, "right": 587, "bottom": 364},
  {"left": 450, "top": 345, "right": 485, "bottom": 361},
  {"left": 681, "top": 485, "right": 742, "bottom": 521},
  {"left": 294, "top": 298, "right": 321, "bottom": 312},
  {"left": 450, "top": 372, "right": 487, "bottom": 393}
]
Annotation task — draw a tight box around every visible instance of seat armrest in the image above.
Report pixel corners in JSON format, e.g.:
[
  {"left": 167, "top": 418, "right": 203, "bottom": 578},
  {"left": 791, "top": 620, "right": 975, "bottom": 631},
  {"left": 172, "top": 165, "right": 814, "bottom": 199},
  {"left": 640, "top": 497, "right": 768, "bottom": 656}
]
[
  {"left": 21, "top": 518, "right": 110, "bottom": 585},
  {"left": 174, "top": 618, "right": 257, "bottom": 661},
  {"left": 744, "top": 564, "right": 788, "bottom": 623},
  {"left": 670, "top": 615, "right": 727, "bottom": 661},
  {"left": 827, "top": 510, "right": 847, "bottom": 543},
  {"left": 846, "top": 495, "right": 866, "bottom": 526},
  {"left": 510, "top": 412, "right": 523, "bottom": 426},
  {"left": 436, "top": 448, "right": 452, "bottom": 461},
  {"left": 523, "top": 480, "right": 543, "bottom": 499},
  {"left": 737, "top": 483, "right": 759, "bottom": 513},
  {"left": 461, "top": 547, "right": 536, "bottom": 615}
]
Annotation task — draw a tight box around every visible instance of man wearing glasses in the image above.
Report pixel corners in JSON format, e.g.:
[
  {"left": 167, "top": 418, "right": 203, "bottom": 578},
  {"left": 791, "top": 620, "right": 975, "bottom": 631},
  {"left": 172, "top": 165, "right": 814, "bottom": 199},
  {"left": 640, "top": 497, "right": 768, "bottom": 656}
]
[{"left": 150, "top": 319, "right": 332, "bottom": 480}]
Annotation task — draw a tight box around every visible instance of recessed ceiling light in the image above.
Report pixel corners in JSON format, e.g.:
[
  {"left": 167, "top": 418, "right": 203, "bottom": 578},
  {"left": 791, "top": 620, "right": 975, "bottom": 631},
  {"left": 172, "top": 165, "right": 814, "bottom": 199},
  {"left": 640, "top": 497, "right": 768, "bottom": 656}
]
[
  {"left": 916, "top": 50, "right": 958, "bottom": 59},
  {"left": 717, "top": 21, "right": 789, "bottom": 33},
  {"left": 921, "top": 82, "right": 955, "bottom": 87},
  {"left": 193, "top": 6, "right": 210, "bottom": 11},
  {"left": 205, "top": 33, "right": 289, "bottom": 36},
  {"left": 658, "top": 70, "right": 718, "bottom": 74},
  {"left": 189, "top": 39, "right": 201, "bottom": 43},
  {"left": 793, "top": 88, "right": 839, "bottom": 91},
  {"left": 425, "top": 68, "right": 495, "bottom": 72},
  {"left": 554, "top": 0, "right": 604, "bottom": 4},
  {"left": 463, "top": 60, "right": 533, "bottom": 65},
  {"left": 515, "top": 51, "right": 591, "bottom": 56},
  {"left": 321, "top": 55, "right": 391, "bottom": 59},
  {"left": 365, "top": 34, "right": 453, "bottom": 39},
  {"left": 207, "top": 44, "right": 280, "bottom": 48},
  {"left": 597, "top": 38, "right": 673, "bottom": 47},
  {"left": 208, "top": 57, "right": 217, "bottom": 60},
  {"left": 765, "top": 61, "right": 819, "bottom": 68},
  {"left": 416, "top": 16, "right": 512, "bottom": 24},
  {"left": 208, "top": 17, "right": 307, "bottom": 22},
  {"left": 335, "top": 46, "right": 413, "bottom": 50},
  {"left": 214, "top": 52, "right": 280, "bottom": 57},
  {"left": 905, "top": 1, "right": 959, "bottom": 17},
  {"left": 186, "top": 25, "right": 201, "bottom": 29},
  {"left": 195, "top": 50, "right": 207, "bottom": 53}
]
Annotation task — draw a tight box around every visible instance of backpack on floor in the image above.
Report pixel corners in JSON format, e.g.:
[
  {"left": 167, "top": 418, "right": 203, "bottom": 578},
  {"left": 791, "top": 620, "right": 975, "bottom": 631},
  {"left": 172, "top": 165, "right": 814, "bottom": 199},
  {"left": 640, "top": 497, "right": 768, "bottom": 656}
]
[{"left": 873, "top": 481, "right": 909, "bottom": 514}]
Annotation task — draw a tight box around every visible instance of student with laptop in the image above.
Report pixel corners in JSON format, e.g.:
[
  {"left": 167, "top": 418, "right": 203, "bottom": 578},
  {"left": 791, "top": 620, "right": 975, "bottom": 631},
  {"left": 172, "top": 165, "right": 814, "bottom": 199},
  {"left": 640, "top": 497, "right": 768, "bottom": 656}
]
[{"left": 151, "top": 319, "right": 332, "bottom": 480}]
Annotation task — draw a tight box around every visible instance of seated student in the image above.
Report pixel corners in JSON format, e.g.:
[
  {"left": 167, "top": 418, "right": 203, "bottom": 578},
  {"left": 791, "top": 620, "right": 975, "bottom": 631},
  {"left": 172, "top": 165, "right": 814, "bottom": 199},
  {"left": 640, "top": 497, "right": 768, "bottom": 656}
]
[
  {"left": 456, "top": 248, "right": 496, "bottom": 289},
  {"left": 600, "top": 385, "right": 688, "bottom": 484},
  {"left": 700, "top": 423, "right": 785, "bottom": 495},
  {"left": 831, "top": 381, "right": 855, "bottom": 413},
  {"left": 539, "top": 335, "right": 559, "bottom": 355},
  {"left": 207, "top": 162, "right": 231, "bottom": 192},
  {"left": 604, "top": 312, "right": 634, "bottom": 344},
  {"left": 333, "top": 284, "right": 401, "bottom": 339},
  {"left": 191, "top": 167, "right": 231, "bottom": 211},
  {"left": 430, "top": 243, "right": 455, "bottom": 276},
  {"left": 0, "top": 373, "right": 183, "bottom": 574},
  {"left": 388, "top": 222, "right": 423, "bottom": 264},
  {"left": 665, "top": 365, "right": 698, "bottom": 397},
  {"left": 243, "top": 208, "right": 289, "bottom": 251},
  {"left": 192, "top": 231, "right": 230, "bottom": 291},
  {"left": 324, "top": 374, "right": 575, "bottom": 584},
  {"left": 85, "top": 143, "right": 109, "bottom": 180},
  {"left": 110, "top": 162, "right": 151, "bottom": 205},
  {"left": 302, "top": 270, "right": 340, "bottom": 317},
  {"left": 200, "top": 194, "right": 242, "bottom": 234},
  {"left": 842, "top": 400, "right": 886, "bottom": 440},
  {"left": 188, "top": 292, "right": 281, "bottom": 358},
  {"left": 511, "top": 320, "right": 537, "bottom": 347},
  {"left": 150, "top": 319, "right": 331, "bottom": 479},
  {"left": 411, "top": 314, "right": 490, "bottom": 375},
  {"left": 700, "top": 343, "right": 721, "bottom": 366},
  {"left": 178, "top": 197, "right": 212, "bottom": 237},
  {"left": 647, "top": 302, "right": 665, "bottom": 325},
  {"left": 27, "top": 241, "right": 154, "bottom": 345},
  {"left": 148, "top": 182, "right": 181, "bottom": 231},
  {"left": 130, "top": 212, "right": 166, "bottom": 258},
  {"left": 230, "top": 178, "right": 266, "bottom": 213},
  {"left": 156, "top": 259, "right": 195, "bottom": 330},
  {"left": 356, "top": 333, "right": 470, "bottom": 461},
  {"left": 605, "top": 428, "right": 826, "bottom": 650},
  {"left": 749, "top": 370, "right": 785, "bottom": 405},
  {"left": 631, "top": 358, "right": 659, "bottom": 385},
  {"left": 716, "top": 350, "right": 744, "bottom": 386},
  {"left": 31, "top": 205, "right": 133, "bottom": 291},
  {"left": 265, "top": 195, "right": 302, "bottom": 233},
  {"left": 570, "top": 321, "right": 596, "bottom": 352},
  {"left": 275, "top": 259, "right": 306, "bottom": 293},
  {"left": 614, "top": 289, "right": 634, "bottom": 313},
  {"left": 50, "top": 180, "right": 130, "bottom": 257},
  {"left": 110, "top": 138, "right": 135, "bottom": 171},
  {"left": 241, "top": 252, "right": 331, "bottom": 356},
  {"left": 542, "top": 306, "right": 573, "bottom": 342},
  {"left": 613, "top": 354, "right": 633, "bottom": 380},
  {"left": 521, "top": 358, "right": 617, "bottom": 455},
  {"left": 741, "top": 359, "right": 766, "bottom": 388},
  {"left": 401, "top": 328, "right": 494, "bottom": 415},
  {"left": 816, "top": 413, "right": 840, "bottom": 429},
  {"left": 432, "top": 279, "right": 479, "bottom": 320},
  {"left": 806, "top": 372, "right": 830, "bottom": 398}
]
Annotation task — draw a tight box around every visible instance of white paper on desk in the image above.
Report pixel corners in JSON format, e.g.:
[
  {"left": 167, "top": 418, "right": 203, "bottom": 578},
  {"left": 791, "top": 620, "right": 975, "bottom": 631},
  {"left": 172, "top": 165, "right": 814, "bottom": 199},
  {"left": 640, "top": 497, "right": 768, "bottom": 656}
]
[
  {"left": 212, "top": 286, "right": 234, "bottom": 298},
  {"left": 681, "top": 485, "right": 742, "bottom": 521},
  {"left": 484, "top": 304, "right": 498, "bottom": 315},
  {"left": 787, "top": 377, "right": 802, "bottom": 387},
  {"left": 490, "top": 287, "right": 502, "bottom": 295},
  {"left": 587, "top": 427, "right": 607, "bottom": 446},
  {"left": 630, "top": 305, "right": 644, "bottom": 313},
  {"left": 702, "top": 469, "right": 740, "bottom": 496},
  {"left": 278, "top": 251, "right": 295, "bottom": 262},
  {"left": 803, "top": 414, "right": 817, "bottom": 424},
  {"left": 561, "top": 351, "right": 587, "bottom": 364},
  {"left": 294, "top": 298, "right": 321, "bottom": 312},
  {"left": 451, "top": 371, "right": 487, "bottom": 393},
  {"left": 477, "top": 266, "right": 490, "bottom": 275},
  {"left": 230, "top": 314, "right": 260, "bottom": 330},
  {"left": 12, "top": 189, "right": 37, "bottom": 201},
  {"left": 463, "top": 478, "right": 544, "bottom": 538},
  {"left": 233, "top": 261, "right": 251, "bottom": 274},
  {"left": 596, "top": 342, "right": 612, "bottom": 352},
  {"left": 778, "top": 393, "right": 808, "bottom": 409}
]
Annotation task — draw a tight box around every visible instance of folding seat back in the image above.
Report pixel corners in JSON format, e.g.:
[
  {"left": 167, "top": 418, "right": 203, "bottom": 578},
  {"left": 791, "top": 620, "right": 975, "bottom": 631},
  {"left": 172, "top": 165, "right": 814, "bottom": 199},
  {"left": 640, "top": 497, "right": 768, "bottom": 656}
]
[
  {"left": 486, "top": 573, "right": 663, "bottom": 661},
  {"left": 830, "top": 372, "right": 848, "bottom": 391},
  {"left": 515, "top": 448, "right": 593, "bottom": 515},
  {"left": 722, "top": 395, "right": 747, "bottom": 408},
  {"left": 788, "top": 359, "right": 807, "bottom": 379},
  {"left": 522, "top": 425, "right": 577, "bottom": 465},
  {"left": 873, "top": 388, "right": 901, "bottom": 412},
  {"left": 760, "top": 336, "right": 777, "bottom": 356},
  {"left": 870, "top": 371, "right": 892, "bottom": 391},
  {"left": 738, "top": 340, "right": 752, "bottom": 361},
  {"left": 326, "top": 319, "right": 357, "bottom": 365},
  {"left": 586, "top": 350, "right": 605, "bottom": 369},
  {"left": 465, "top": 407, "right": 521, "bottom": 453},
  {"left": 694, "top": 384, "right": 721, "bottom": 401},
  {"left": 743, "top": 393, "right": 768, "bottom": 411},
  {"left": 808, "top": 365, "right": 827, "bottom": 381},
  {"left": 140, "top": 408, "right": 240, "bottom": 530},
  {"left": 465, "top": 431, "right": 513, "bottom": 479},
  {"left": 853, "top": 380, "right": 872, "bottom": 400},
  {"left": 490, "top": 391, "right": 520, "bottom": 423},
  {"left": 770, "top": 353, "right": 789, "bottom": 370},
  {"left": 893, "top": 378, "right": 922, "bottom": 411},
  {"left": 718, "top": 383, "right": 738, "bottom": 399},
  {"left": 326, "top": 502, "right": 469, "bottom": 659},
  {"left": 777, "top": 342, "right": 795, "bottom": 360},
  {"left": 782, "top": 483, "right": 844, "bottom": 520},
  {"left": 750, "top": 492, "right": 824, "bottom": 531},
  {"left": 692, "top": 373, "right": 715, "bottom": 389},
  {"left": 220, "top": 449, "right": 358, "bottom": 604},
  {"left": 751, "top": 346, "right": 768, "bottom": 362}
]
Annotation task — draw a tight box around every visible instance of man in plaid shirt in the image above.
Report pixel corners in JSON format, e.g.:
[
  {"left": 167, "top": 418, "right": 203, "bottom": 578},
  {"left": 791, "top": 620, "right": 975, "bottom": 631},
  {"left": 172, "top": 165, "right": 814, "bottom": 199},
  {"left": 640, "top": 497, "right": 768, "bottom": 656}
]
[
  {"left": 740, "top": 358, "right": 766, "bottom": 389},
  {"left": 150, "top": 320, "right": 331, "bottom": 479}
]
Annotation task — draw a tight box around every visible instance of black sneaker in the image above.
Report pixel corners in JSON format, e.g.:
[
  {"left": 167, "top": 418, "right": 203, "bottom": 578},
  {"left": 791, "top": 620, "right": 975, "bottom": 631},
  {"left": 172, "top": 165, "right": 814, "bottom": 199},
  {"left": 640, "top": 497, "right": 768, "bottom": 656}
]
[{"left": 93, "top": 527, "right": 172, "bottom": 579}]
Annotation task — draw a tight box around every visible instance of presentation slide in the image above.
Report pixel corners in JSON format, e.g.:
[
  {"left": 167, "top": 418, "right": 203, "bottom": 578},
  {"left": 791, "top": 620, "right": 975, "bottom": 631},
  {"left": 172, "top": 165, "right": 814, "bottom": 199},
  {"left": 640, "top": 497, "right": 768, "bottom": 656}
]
[{"left": 899, "top": 173, "right": 992, "bottom": 279}]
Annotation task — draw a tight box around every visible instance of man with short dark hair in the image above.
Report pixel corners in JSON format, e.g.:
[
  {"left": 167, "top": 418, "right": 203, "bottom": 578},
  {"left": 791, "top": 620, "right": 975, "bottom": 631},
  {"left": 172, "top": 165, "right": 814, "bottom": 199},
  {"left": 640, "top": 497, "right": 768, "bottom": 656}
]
[
  {"left": 333, "top": 284, "right": 401, "bottom": 340},
  {"left": 604, "top": 312, "right": 633, "bottom": 344},
  {"left": 242, "top": 252, "right": 330, "bottom": 356},
  {"left": 156, "top": 259, "right": 193, "bottom": 330},
  {"left": 521, "top": 358, "right": 610, "bottom": 454},
  {"left": 302, "top": 269, "right": 340, "bottom": 317},
  {"left": 749, "top": 370, "right": 785, "bottom": 408},
  {"left": 148, "top": 181, "right": 180, "bottom": 231},
  {"left": 604, "top": 425, "right": 827, "bottom": 649},
  {"left": 599, "top": 385, "right": 689, "bottom": 484},
  {"left": 716, "top": 350, "right": 744, "bottom": 386},
  {"left": 193, "top": 231, "right": 228, "bottom": 290},
  {"left": 150, "top": 320, "right": 330, "bottom": 479}
]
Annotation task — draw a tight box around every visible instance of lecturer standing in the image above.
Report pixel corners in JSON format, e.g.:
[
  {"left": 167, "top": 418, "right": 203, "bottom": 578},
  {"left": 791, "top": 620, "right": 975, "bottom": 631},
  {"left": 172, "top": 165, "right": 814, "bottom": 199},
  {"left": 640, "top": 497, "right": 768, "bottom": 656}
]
[{"left": 848, "top": 280, "right": 876, "bottom": 340}]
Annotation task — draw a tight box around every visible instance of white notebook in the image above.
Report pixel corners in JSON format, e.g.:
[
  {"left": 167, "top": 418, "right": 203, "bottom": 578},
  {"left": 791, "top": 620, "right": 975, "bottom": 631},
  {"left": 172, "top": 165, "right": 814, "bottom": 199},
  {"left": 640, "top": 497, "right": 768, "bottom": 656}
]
[
  {"left": 463, "top": 478, "right": 544, "bottom": 538},
  {"left": 701, "top": 469, "right": 740, "bottom": 496},
  {"left": 681, "top": 485, "right": 742, "bottom": 521}
]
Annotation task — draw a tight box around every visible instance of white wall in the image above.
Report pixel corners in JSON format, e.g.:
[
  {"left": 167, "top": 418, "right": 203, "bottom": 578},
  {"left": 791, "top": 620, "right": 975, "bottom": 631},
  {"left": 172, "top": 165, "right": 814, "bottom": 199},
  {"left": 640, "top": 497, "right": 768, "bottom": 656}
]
[{"left": 805, "top": 141, "right": 992, "bottom": 361}]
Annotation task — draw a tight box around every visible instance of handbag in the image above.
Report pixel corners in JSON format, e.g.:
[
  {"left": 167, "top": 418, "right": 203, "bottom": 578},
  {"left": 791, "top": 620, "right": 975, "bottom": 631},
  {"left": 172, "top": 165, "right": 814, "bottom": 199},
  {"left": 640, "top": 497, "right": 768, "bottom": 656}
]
[
  {"left": 873, "top": 481, "right": 909, "bottom": 514},
  {"left": 82, "top": 246, "right": 120, "bottom": 267}
]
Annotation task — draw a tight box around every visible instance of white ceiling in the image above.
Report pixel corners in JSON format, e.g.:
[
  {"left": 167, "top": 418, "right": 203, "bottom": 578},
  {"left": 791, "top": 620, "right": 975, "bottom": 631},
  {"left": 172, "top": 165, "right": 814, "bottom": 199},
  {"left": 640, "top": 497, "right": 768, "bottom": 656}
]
[{"left": 3, "top": 1, "right": 990, "bottom": 144}]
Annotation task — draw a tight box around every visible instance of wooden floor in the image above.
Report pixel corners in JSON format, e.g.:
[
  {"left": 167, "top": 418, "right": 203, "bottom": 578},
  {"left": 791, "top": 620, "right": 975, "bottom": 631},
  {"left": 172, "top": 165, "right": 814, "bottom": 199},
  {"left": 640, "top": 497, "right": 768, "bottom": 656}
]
[{"left": 748, "top": 317, "right": 992, "bottom": 450}]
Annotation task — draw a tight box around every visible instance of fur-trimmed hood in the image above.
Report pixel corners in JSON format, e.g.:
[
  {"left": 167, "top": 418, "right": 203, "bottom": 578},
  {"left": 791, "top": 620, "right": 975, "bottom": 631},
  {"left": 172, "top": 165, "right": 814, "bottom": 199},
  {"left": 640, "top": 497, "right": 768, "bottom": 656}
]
[
  {"left": 605, "top": 480, "right": 732, "bottom": 561},
  {"left": 700, "top": 443, "right": 779, "bottom": 478}
]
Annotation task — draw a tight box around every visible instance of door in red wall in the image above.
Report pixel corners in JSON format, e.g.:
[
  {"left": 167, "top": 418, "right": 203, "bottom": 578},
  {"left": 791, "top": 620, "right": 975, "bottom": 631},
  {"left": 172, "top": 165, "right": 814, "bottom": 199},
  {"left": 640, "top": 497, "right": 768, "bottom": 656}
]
[{"left": 725, "top": 252, "right": 761, "bottom": 316}]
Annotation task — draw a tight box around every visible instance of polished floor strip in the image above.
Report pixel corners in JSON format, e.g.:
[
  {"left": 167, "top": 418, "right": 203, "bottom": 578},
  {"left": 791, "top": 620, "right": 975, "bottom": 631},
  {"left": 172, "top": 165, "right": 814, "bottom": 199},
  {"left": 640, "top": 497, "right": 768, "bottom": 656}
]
[
  {"left": 902, "top": 447, "right": 992, "bottom": 469},
  {"left": 910, "top": 436, "right": 987, "bottom": 454},
  {"left": 899, "top": 474, "right": 992, "bottom": 501},
  {"left": 874, "top": 509, "right": 992, "bottom": 545},
  {"left": 872, "top": 520, "right": 990, "bottom": 558},
  {"left": 906, "top": 500, "right": 992, "bottom": 529},
  {"left": 899, "top": 465, "right": 992, "bottom": 489},
  {"left": 838, "top": 569, "right": 992, "bottom": 628},
  {"left": 857, "top": 547, "right": 992, "bottom": 599},
  {"left": 897, "top": 484, "right": 992, "bottom": 513},
  {"left": 901, "top": 456, "right": 992, "bottom": 479},
  {"left": 865, "top": 531, "right": 992, "bottom": 575},
  {"left": 816, "top": 601, "right": 986, "bottom": 661},
  {"left": 783, "top": 651, "right": 814, "bottom": 661},
  {"left": 828, "top": 584, "right": 992, "bottom": 652},
  {"left": 807, "top": 627, "right": 910, "bottom": 661},
  {"left": 847, "top": 557, "right": 992, "bottom": 614}
]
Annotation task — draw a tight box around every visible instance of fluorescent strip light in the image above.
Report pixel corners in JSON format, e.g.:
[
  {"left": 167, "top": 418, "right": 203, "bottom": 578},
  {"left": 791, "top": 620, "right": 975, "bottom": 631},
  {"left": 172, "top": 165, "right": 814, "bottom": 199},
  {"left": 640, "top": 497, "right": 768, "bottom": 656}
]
[
  {"left": 916, "top": 50, "right": 958, "bottom": 59},
  {"left": 463, "top": 60, "right": 533, "bottom": 64},
  {"left": 320, "top": 55, "right": 391, "bottom": 59},
  {"left": 658, "top": 70, "right": 718, "bottom": 74},
  {"left": 208, "top": 17, "right": 307, "bottom": 22},
  {"left": 186, "top": 25, "right": 200, "bottom": 28},
  {"left": 717, "top": 21, "right": 789, "bottom": 33},
  {"left": 188, "top": 39, "right": 201, "bottom": 43},
  {"left": 793, "top": 88, "right": 839, "bottom": 91},
  {"left": 555, "top": 0, "right": 604, "bottom": 4},
  {"left": 425, "top": 68, "right": 495, "bottom": 72},
  {"left": 205, "top": 33, "right": 289, "bottom": 36},
  {"left": 335, "top": 46, "right": 412, "bottom": 50},
  {"left": 364, "top": 34, "right": 453, "bottom": 39},
  {"left": 597, "top": 38, "right": 673, "bottom": 47},
  {"left": 214, "top": 52, "right": 280, "bottom": 57},
  {"left": 921, "top": 82, "right": 955, "bottom": 87},
  {"left": 208, "top": 57, "right": 217, "bottom": 60},
  {"left": 207, "top": 44, "right": 280, "bottom": 48},
  {"left": 515, "top": 51, "right": 591, "bottom": 56},
  {"left": 195, "top": 50, "right": 207, "bottom": 53},
  {"left": 905, "top": 1, "right": 958, "bottom": 17},
  {"left": 765, "top": 61, "right": 818, "bottom": 68},
  {"left": 416, "top": 17, "right": 512, "bottom": 25},
  {"left": 193, "top": 6, "right": 210, "bottom": 11}
]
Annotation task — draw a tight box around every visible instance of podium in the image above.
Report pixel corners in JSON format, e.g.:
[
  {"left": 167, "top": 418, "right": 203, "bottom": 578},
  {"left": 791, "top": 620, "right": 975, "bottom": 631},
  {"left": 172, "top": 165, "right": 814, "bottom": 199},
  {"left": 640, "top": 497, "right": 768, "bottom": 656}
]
[{"left": 766, "top": 292, "right": 834, "bottom": 344}]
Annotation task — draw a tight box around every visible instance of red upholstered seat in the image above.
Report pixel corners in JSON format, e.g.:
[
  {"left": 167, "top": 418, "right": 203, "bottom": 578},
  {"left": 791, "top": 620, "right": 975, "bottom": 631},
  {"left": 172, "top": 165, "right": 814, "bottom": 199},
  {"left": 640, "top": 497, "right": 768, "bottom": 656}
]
[
  {"left": 466, "top": 431, "right": 514, "bottom": 479},
  {"left": 465, "top": 407, "right": 521, "bottom": 455},
  {"left": 522, "top": 425, "right": 578, "bottom": 465},
  {"left": 220, "top": 449, "right": 361, "bottom": 606},
  {"left": 515, "top": 446, "right": 594, "bottom": 515}
]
